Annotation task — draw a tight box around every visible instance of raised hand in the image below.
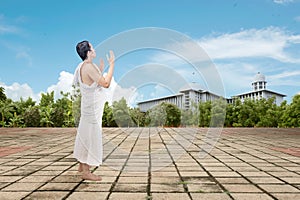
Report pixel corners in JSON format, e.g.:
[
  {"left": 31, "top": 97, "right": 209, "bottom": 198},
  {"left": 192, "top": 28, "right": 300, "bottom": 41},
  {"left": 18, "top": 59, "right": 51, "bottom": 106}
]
[
  {"left": 99, "top": 58, "right": 104, "bottom": 72},
  {"left": 106, "top": 50, "right": 115, "bottom": 66}
]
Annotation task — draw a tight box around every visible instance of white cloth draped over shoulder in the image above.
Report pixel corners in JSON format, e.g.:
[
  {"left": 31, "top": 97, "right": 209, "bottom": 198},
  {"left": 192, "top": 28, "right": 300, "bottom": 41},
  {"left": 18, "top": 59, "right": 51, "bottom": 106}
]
[{"left": 73, "top": 62, "right": 110, "bottom": 166}]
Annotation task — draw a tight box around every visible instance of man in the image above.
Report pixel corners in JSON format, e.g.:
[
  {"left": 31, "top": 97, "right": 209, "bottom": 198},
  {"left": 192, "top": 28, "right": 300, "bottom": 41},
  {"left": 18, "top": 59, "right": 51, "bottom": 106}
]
[{"left": 73, "top": 40, "right": 115, "bottom": 181}]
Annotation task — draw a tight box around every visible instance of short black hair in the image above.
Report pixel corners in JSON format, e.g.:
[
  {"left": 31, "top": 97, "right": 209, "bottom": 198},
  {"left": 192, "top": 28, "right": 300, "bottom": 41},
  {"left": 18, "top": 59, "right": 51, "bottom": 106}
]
[{"left": 76, "top": 40, "right": 91, "bottom": 61}]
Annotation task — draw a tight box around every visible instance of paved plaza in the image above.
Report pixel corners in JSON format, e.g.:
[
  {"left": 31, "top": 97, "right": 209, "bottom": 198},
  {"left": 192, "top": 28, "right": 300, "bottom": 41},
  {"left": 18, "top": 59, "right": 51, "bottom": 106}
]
[{"left": 0, "top": 127, "right": 299, "bottom": 200}]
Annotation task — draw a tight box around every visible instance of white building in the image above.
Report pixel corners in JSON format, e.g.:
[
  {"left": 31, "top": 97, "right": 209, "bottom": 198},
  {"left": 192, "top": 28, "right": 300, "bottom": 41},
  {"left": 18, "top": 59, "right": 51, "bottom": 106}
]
[
  {"left": 228, "top": 72, "right": 286, "bottom": 105},
  {"left": 137, "top": 72, "right": 286, "bottom": 112},
  {"left": 137, "top": 82, "right": 221, "bottom": 112}
]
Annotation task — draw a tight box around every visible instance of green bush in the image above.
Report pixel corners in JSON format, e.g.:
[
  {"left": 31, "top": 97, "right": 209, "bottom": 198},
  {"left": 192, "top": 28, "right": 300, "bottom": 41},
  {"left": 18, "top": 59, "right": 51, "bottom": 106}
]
[{"left": 23, "top": 106, "right": 41, "bottom": 127}]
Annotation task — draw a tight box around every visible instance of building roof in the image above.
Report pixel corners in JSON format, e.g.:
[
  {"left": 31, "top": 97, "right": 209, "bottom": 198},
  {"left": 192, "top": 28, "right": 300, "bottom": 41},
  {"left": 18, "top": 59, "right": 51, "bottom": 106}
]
[
  {"left": 253, "top": 72, "right": 266, "bottom": 83},
  {"left": 233, "top": 89, "right": 286, "bottom": 97},
  {"left": 136, "top": 93, "right": 183, "bottom": 105},
  {"left": 179, "top": 82, "right": 204, "bottom": 92}
]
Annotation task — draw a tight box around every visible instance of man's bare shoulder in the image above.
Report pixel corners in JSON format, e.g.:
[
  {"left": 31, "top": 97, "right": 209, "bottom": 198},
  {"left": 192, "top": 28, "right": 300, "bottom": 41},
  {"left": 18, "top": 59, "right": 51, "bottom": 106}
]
[{"left": 82, "top": 62, "right": 96, "bottom": 72}]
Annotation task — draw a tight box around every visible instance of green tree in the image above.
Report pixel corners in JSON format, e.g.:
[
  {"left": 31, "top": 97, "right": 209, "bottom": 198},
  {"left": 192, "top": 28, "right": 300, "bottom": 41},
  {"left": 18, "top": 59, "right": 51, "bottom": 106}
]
[
  {"left": 162, "top": 102, "right": 181, "bottom": 127},
  {"left": 237, "top": 98, "right": 257, "bottom": 127},
  {"left": 50, "top": 106, "right": 65, "bottom": 127},
  {"left": 199, "top": 101, "right": 211, "bottom": 127},
  {"left": 40, "top": 91, "right": 54, "bottom": 107},
  {"left": 23, "top": 106, "right": 41, "bottom": 127},
  {"left": 9, "top": 112, "right": 23, "bottom": 127},
  {"left": 146, "top": 102, "right": 181, "bottom": 127},
  {"left": 0, "top": 87, "right": 7, "bottom": 101},
  {"left": 52, "top": 92, "right": 73, "bottom": 127},
  {"left": 0, "top": 100, "right": 14, "bottom": 127},
  {"left": 103, "top": 102, "right": 117, "bottom": 127},
  {"left": 282, "top": 94, "right": 300, "bottom": 127},
  {"left": 112, "top": 97, "right": 132, "bottom": 127},
  {"left": 210, "top": 98, "right": 227, "bottom": 127},
  {"left": 181, "top": 101, "right": 199, "bottom": 127},
  {"left": 278, "top": 100, "right": 288, "bottom": 127},
  {"left": 129, "top": 107, "right": 145, "bottom": 127},
  {"left": 225, "top": 102, "right": 234, "bottom": 127},
  {"left": 146, "top": 103, "right": 166, "bottom": 127},
  {"left": 13, "top": 97, "right": 36, "bottom": 120},
  {"left": 256, "top": 97, "right": 278, "bottom": 127},
  {"left": 40, "top": 106, "right": 54, "bottom": 127}
]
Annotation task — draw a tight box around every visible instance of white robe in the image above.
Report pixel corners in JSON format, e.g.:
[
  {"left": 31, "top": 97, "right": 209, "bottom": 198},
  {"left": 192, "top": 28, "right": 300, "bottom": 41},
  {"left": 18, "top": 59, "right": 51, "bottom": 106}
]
[{"left": 73, "top": 62, "right": 105, "bottom": 166}]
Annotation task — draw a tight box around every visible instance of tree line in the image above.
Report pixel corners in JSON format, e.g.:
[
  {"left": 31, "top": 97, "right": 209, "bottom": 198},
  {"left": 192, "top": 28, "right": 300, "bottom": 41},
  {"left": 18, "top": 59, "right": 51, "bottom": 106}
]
[{"left": 0, "top": 86, "right": 299, "bottom": 128}]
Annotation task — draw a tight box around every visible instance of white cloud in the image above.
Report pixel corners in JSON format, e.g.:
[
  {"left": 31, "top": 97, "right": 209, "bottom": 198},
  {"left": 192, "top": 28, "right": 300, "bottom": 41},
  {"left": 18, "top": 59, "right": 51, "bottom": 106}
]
[
  {"left": 215, "top": 63, "right": 255, "bottom": 95},
  {"left": 273, "top": 0, "right": 295, "bottom": 4},
  {"left": 268, "top": 70, "right": 300, "bottom": 86},
  {"left": 1, "top": 70, "right": 137, "bottom": 107},
  {"left": 150, "top": 27, "right": 300, "bottom": 64},
  {"left": 16, "top": 51, "right": 32, "bottom": 66},
  {"left": 199, "top": 27, "right": 300, "bottom": 63},
  {"left": 47, "top": 71, "right": 74, "bottom": 100},
  {"left": 0, "top": 14, "right": 20, "bottom": 34},
  {"left": 295, "top": 16, "right": 300, "bottom": 22},
  {"left": 0, "top": 24, "right": 18, "bottom": 34},
  {"left": 105, "top": 76, "right": 138, "bottom": 107},
  {"left": 0, "top": 82, "right": 39, "bottom": 101},
  {"left": 150, "top": 84, "right": 173, "bottom": 99}
]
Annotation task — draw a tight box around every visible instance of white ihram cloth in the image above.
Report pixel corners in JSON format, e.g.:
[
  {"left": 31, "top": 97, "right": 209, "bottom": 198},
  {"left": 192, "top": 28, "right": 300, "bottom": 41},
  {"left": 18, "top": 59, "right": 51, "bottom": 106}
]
[{"left": 73, "top": 62, "right": 106, "bottom": 166}]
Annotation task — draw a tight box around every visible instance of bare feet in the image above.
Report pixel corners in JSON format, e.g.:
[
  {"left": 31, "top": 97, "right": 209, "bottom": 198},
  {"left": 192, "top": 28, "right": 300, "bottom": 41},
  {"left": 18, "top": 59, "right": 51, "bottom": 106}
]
[
  {"left": 81, "top": 172, "right": 102, "bottom": 181},
  {"left": 78, "top": 164, "right": 83, "bottom": 172}
]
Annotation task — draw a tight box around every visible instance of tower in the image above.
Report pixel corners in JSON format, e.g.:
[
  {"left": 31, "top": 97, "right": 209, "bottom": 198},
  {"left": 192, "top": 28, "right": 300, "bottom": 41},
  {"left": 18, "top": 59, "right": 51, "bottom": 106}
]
[{"left": 252, "top": 72, "right": 267, "bottom": 91}]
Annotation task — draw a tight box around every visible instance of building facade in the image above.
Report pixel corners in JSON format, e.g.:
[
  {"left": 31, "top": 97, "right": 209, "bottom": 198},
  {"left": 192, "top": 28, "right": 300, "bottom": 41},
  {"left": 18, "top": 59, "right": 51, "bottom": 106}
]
[
  {"left": 228, "top": 72, "right": 286, "bottom": 105},
  {"left": 137, "top": 72, "right": 286, "bottom": 112},
  {"left": 137, "top": 82, "right": 221, "bottom": 112}
]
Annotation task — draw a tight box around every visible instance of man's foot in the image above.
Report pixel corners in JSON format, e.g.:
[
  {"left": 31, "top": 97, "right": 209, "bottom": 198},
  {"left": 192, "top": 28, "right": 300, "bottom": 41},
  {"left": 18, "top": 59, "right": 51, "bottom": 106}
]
[
  {"left": 81, "top": 172, "right": 102, "bottom": 181},
  {"left": 78, "top": 164, "right": 83, "bottom": 172}
]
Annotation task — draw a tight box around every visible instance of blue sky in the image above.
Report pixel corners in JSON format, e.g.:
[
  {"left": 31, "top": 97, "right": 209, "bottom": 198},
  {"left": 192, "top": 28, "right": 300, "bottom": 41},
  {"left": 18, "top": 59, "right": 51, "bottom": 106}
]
[{"left": 1, "top": 0, "right": 300, "bottom": 104}]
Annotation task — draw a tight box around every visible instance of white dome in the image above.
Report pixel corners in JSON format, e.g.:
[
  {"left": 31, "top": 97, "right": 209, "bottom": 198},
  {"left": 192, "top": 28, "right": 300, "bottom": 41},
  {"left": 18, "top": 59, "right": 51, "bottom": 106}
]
[
  {"left": 254, "top": 72, "right": 266, "bottom": 82},
  {"left": 179, "top": 82, "right": 203, "bottom": 92}
]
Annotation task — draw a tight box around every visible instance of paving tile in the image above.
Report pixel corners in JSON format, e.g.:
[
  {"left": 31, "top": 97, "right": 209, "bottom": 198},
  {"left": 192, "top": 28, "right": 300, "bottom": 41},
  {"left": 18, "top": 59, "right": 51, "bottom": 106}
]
[
  {"left": 230, "top": 193, "right": 274, "bottom": 200},
  {"left": 216, "top": 177, "right": 249, "bottom": 184},
  {"left": 151, "top": 183, "right": 185, "bottom": 192},
  {"left": 239, "top": 171, "right": 271, "bottom": 177},
  {"left": 247, "top": 177, "right": 284, "bottom": 184},
  {"left": 223, "top": 184, "right": 263, "bottom": 193},
  {"left": 151, "top": 176, "right": 181, "bottom": 184},
  {"left": 272, "top": 193, "right": 300, "bottom": 200},
  {"left": 24, "top": 191, "right": 69, "bottom": 200},
  {"left": 0, "top": 127, "right": 300, "bottom": 198},
  {"left": 50, "top": 175, "right": 82, "bottom": 183},
  {"left": 187, "top": 183, "right": 222, "bottom": 192},
  {"left": 209, "top": 171, "right": 241, "bottom": 177},
  {"left": 190, "top": 193, "right": 231, "bottom": 200},
  {"left": 75, "top": 183, "right": 112, "bottom": 192},
  {"left": 280, "top": 177, "right": 300, "bottom": 184},
  {"left": 259, "top": 184, "right": 300, "bottom": 193},
  {"left": 1, "top": 182, "right": 43, "bottom": 191},
  {"left": 151, "top": 192, "right": 190, "bottom": 200},
  {"left": 0, "top": 175, "right": 24, "bottom": 182},
  {"left": 67, "top": 192, "right": 109, "bottom": 200},
  {"left": 38, "top": 182, "right": 78, "bottom": 191},
  {"left": 0, "top": 191, "right": 30, "bottom": 200},
  {"left": 118, "top": 176, "right": 148, "bottom": 183},
  {"left": 18, "top": 175, "right": 54, "bottom": 183},
  {"left": 113, "top": 183, "right": 147, "bottom": 192}
]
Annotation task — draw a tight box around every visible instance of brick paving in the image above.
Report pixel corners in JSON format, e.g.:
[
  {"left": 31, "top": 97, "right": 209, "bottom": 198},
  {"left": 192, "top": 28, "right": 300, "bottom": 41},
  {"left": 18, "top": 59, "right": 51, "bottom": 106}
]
[{"left": 0, "top": 127, "right": 299, "bottom": 200}]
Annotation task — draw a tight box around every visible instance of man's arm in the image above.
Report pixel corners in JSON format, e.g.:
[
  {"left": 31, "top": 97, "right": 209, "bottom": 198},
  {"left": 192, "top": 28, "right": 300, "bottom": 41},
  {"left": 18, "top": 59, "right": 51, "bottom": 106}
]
[{"left": 88, "top": 50, "right": 115, "bottom": 88}]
